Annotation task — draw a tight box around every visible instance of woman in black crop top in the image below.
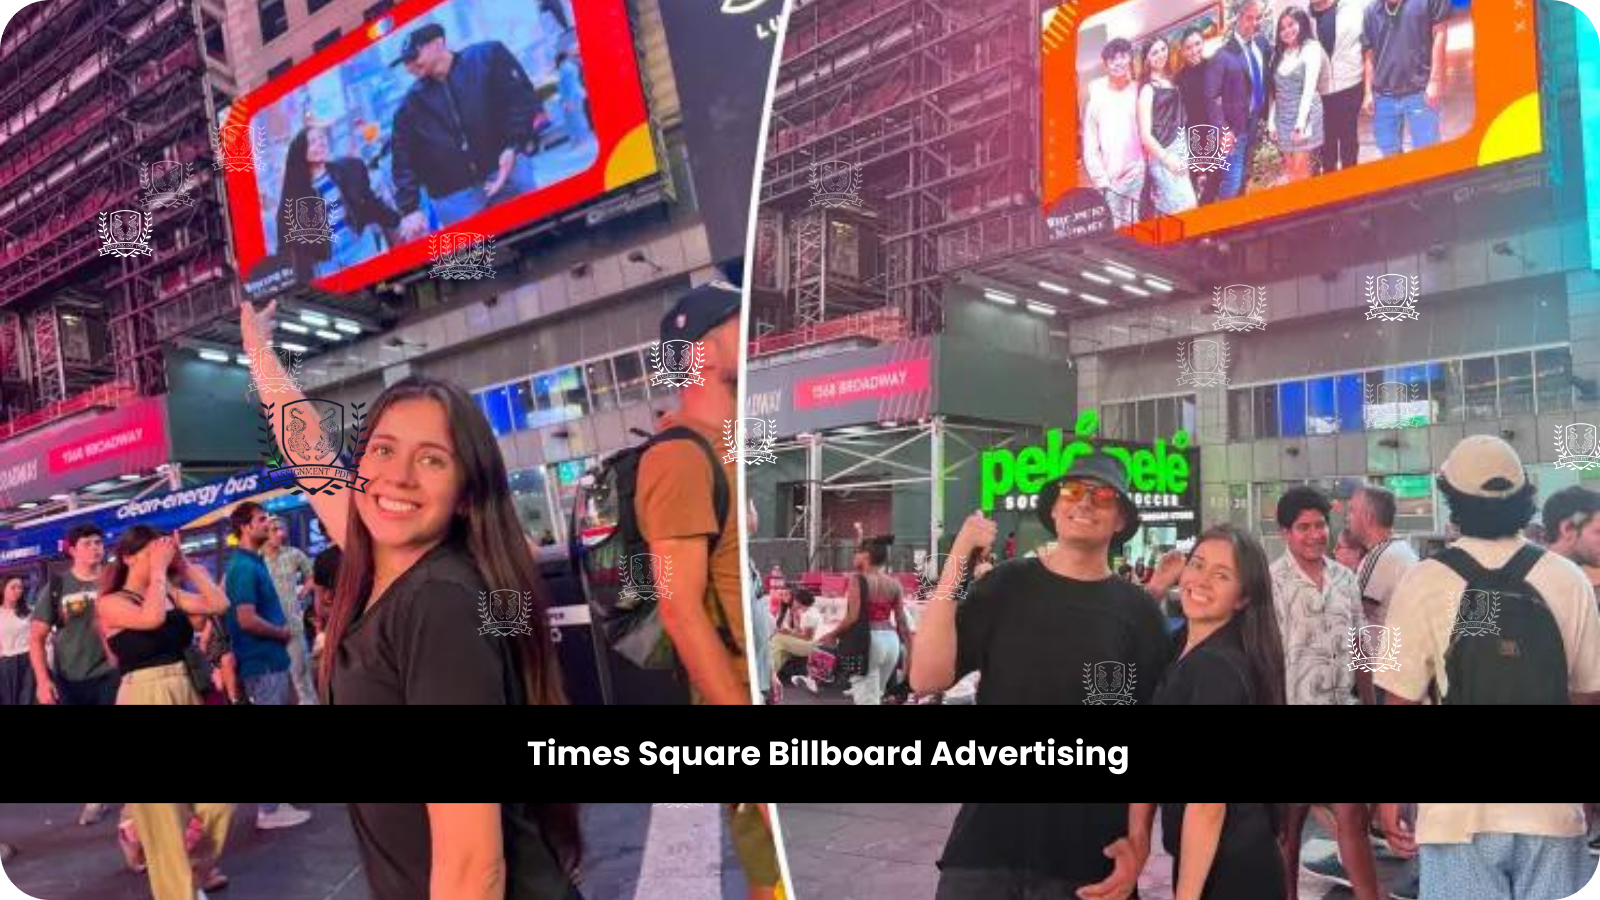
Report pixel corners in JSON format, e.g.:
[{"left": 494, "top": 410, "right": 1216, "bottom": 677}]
[
  {"left": 95, "top": 525, "right": 230, "bottom": 705},
  {"left": 347, "top": 803, "right": 583, "bottom": 900}
]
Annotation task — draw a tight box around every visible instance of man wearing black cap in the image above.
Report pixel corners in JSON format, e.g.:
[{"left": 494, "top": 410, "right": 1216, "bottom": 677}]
[
  {"left": 636, "top": 281, "right": 750, "bottom": 704},
  {"left": 1378, "top": 435, "right": 1600, "bottom": 704},
  {"left": 388, "top": 22, "right": 545, "bottom": 238},
  {"left": 910, "top": 454, "right": 1171, "bottom": 704}
]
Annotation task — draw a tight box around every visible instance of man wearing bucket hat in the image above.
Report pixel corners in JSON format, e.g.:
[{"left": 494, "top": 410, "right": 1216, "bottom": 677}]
[
  {"left": 911, "top": 453, "right": 1171, "bottom": 705},
  {"left": 1378, "top": 435, "right": 1600, "bottom": 705}
]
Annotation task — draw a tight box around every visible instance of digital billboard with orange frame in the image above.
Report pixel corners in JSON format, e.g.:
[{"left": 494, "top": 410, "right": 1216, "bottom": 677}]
[
  {"left": 1040, "top": 0, "right": 1542, "bottom": 243},
  {"left": 224, "top": 0, "right": 660, "bottom": 296}
]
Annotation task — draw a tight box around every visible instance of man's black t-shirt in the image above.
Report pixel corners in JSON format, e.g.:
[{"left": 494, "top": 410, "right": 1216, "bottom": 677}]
[
  {"left": 1362, "top": 0, "right": 1450, "bottom": 97},
  {"left": 938, "top": 803, "right": 1128, "bottom": 886},
  {"left": 348, "top": 803, "right": 581, "bottom": 900},
  {"left": 956, "top": 559, "right": 1172, "bottom": 705}
]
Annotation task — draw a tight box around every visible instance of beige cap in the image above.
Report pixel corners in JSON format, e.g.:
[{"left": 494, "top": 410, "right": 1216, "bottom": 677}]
[{"left": 1440, "top": 434, "right": 1526, "bottom": 498}]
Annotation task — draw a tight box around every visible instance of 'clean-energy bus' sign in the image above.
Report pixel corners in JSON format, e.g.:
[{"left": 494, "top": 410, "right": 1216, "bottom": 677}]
[{"left": 981, "top": 410, "right": 1195, "bottom": 516}]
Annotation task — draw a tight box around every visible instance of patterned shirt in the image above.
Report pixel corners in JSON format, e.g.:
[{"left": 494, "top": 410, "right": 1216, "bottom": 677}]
[
  {"left": 1270, "top": 553, "right": 1363, "bottom": 705},
  {"left": 267, "top": 546, "right": 314, "bottom": 634}
]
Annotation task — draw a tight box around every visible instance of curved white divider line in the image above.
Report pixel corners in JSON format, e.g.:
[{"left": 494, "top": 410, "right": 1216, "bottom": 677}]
[
  {"left": 0, "top": 854, "right": 50, "bottom": 900},
  {"left": 1562, "top": 847, "right": 1600, "bottom": 900}
]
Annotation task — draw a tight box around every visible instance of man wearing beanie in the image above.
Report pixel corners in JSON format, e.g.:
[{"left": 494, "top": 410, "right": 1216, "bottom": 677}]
[
  {"left": 910, "top": 454, "right": 1171, "bottom": 705},
  {"left": 1378, "top": 435, "right": 1600, "bottom": 704},
  {"left": 1543, "top": 484, "right": 1600, "bottom": 598},
  {"left": 636, "top": 280, "right": 750, "bottom": 704}
]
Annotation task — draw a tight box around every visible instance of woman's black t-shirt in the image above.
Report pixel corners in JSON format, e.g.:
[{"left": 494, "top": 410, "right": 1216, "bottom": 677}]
[
  {"left": 956, "top": 559, "right": 1172, "bottom": 705},
  {"left": 938, "top": 803, "right": 1129, "bottom": 886},
  {"left": 1160, "top": 803, "right": 1285, "bottom": 900},
  {"left": 348, "top": 803, "right": 581, "bottom": 900},
  {"left": 329, "top": 540, "right": 524, "bottom": 705},
  {"left": 1152, "top": 618, "right": 1258, "bottom": 705}
]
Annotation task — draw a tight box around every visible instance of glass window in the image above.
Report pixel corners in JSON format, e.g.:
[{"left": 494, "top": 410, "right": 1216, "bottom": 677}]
[
  {"left": 615, "top": 350, "right": 648, "bottom": 406},
  {"left": 1229, "top": 389, "right": 1252, "bottom": 441},
  {"left": 526, "top": 373, "right": 563, "bottom": 429},
  {"left": 1254, "top": 386, "right": 1279, "bottom": 438},
  {"left": 1155, "top": 396, "right": 1178, "bottom": 440},
  {"left": 313, "top": 28, "right": 341, "bottom": 51},
  {"left": 1536, "top": 347, "right": 1573, "bottom": 412},
  {"left": 258, "top": 0, "right": 288, "bottom": 43},
  {"left": 1426, "top": 361, "right": 1461, "bottom": 423},
  {"left": 508, "top": 379, "right": 536, "bottom": 431},
  {"left": 1365, "top": 368, "right": 1427, "bottom": 429},
  {"left": 1336, "top": 374, "right": 1364, "bottom": 431},
  {"left": 828, "top": 221, "right": 860, "bottom": 279},
  {"left": 1101, "top": 403, "right": 1131, "bottom": 440},
  {"left": 478, "top": 387, "right": 513, "bottom": 437},
  {"left": 1136, "top": 400, "right": 1156, "bottom": 443},
  {"left": 1279, "top": 381, "right": 1307, "bottom": 437},
  {"left": 363, "top": 0, "right": 394, "bottom": 20},
  {"left": 266, "top": 58, "right": 294, "bottom": 80},
  {"left": 1463, "top": 356, "right": 1498, "bottom": 420},
  {"left": 308, "top": 0, "right": 336, "bottom": 12},
  {"left": 1307, "top": 377, "right": 1338, "bottom": 434},
  {"left": 204, "top": 14, "right": 227, "bottom": 61},
  {"left": 1498, "top": 352, "right": 1534, "bottom": 415},
  {"left": 586, "top": 358, "right": 617, "bottom": 413},
  {"left": 1178, "top": 394, "right": 1197, "bottom": 438},
  {"left": 554, "top": 365, "right": 590, "bottom": 420}
]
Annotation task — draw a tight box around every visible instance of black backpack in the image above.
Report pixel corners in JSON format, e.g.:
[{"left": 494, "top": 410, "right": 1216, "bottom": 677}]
[
  {"left": 571, "top": 427, "right": 738, "bottom": 670},
  {"left": 1434, "top": 545, "right": 1569, "bottom": 705}
]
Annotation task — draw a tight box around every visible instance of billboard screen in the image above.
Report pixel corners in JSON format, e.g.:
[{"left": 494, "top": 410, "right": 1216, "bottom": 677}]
[
  {"left": 1040, "top": 0, "right": 1541, "bottom": 242},
  {"left": 226, "top": 0, "right": 659, "bottom": 295}
]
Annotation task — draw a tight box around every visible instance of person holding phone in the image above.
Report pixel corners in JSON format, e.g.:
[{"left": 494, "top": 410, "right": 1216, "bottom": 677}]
[{"left": 95, "top": 526, "right": 230, "bottom": 705}]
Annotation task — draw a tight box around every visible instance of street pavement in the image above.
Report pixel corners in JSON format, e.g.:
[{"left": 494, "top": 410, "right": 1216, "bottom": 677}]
[
  {"left": 0, "top": 803, "right": 752, "bottom": 900},
  {"left": 779, "top": 803, "right": 1432, "bottom": 900}
]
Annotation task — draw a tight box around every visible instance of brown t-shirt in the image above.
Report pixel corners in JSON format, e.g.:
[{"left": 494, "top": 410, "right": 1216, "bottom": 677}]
[{"left": 636, "top": 413, "right": 746, "bottom": 690}]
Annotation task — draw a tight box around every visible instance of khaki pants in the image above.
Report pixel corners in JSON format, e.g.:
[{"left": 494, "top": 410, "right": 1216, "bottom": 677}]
[
  {"left": 769, "top": 633, "right": 814, "bottom": 673},
  {"left": 117, "top": 663, "right": 202, "bottom": 705},
  {"left": 130, "top": 803, "right": 234, "bottom": 900}
]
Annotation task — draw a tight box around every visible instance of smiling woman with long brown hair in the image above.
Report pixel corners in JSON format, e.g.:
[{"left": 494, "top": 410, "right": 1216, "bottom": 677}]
[{"left": 241, "top": 301, "right": 562, "bottom": 705}]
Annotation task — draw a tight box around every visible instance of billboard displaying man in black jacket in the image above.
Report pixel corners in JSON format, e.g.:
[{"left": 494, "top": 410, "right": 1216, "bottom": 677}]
[{"left": 389, "top": 23, "right": 546, "bottom": 238}]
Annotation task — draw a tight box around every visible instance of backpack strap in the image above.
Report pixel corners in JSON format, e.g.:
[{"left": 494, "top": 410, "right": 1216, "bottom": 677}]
[
  {"left": 1434, "top": 544, "right": 1545, "bottom": 594},
  {"left": 646, "top": 427, "right": 731, "bottom": 552},
  {"left": 1499, "top": 544, "right": 1545, "bottom": 588},
  {"left": 1432, "top": 546, "right": 1493, "bottom": 587}
]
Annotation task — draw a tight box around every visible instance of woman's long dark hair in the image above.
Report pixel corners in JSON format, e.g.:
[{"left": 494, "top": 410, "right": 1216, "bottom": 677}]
[
  {"left": 100, "top": 525, "right": 178, "bottom": 598},
  {"left": 319, "top": 376, "right": 565, "bottom": 705},
  {"left": 2, "top": 576, "right": 28, "bottom": 618},
  {"left": 1138, "top": 37, "right": 1174, "bottom": 85},
  {"left": 1188, "top": 524, "right": 1286, "bottom": 705},
  {"left": 521, "top": 803, "right": 582, "bottom": 876},
  {"left": 279, "top": 128, "right": 333, "bottom": 271},
  {"left": 1268, "top": 7, "right": 1314, "bottom": 110}
]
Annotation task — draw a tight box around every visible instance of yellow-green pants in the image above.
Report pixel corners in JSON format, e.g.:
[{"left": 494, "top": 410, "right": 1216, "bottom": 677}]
[
  {"left": 727, "top": 803, "right": 781, "bottom": 888},
  {"left": 130, "top": 803, "right": 234, "bottom": 900}
]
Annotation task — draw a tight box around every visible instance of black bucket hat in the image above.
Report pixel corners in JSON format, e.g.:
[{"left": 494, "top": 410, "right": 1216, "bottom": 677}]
[{"left": 1036, "top": 453, "right": 1142, "bottom": 547}]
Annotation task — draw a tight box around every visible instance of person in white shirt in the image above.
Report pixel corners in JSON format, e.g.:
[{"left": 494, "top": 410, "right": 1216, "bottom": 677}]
[
  {"left": 0, "top": 576, "right": 34, "bottom": 705},
  {"left": 1376, "top": 803, "right": 1594, "bottom": 900},
  {"left": 1308, "top": 0, "right": 1374, "bottom": 172},
  {"left": 1377, "top": 435, "right": 1600, "bottom": 705},
  {"left": 1083, "top": 38, "right": 1146, "bottom": 227},
  {"left": 1347, "top": 485, "right": 1419, "bottom": 627},
  {"left": 1270, "top": 485, "right": 1369, "bottom": 705}
]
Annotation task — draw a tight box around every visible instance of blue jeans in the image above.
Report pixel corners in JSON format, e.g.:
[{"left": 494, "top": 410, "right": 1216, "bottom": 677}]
[
  {"left": 1419, "top": 834, "right": 1594, "bottom": 900},
  {"left": 1217, "top": 129, "right": 1254, "bottom": 200},
  {"left": 1373, "top": 92, "right": 1440, "bottom": 157},
  {"left": 429, "top": 154, "right": 541, "bottom": 229},
  {"left": 244, "top": 670, "right": 291, "bottom": 706}
]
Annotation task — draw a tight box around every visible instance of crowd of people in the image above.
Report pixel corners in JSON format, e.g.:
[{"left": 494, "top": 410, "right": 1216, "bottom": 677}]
[
  {"left": 0, "top": 803, "right": 781, "bottom": 900},
  {"left": 1082, "top": 0, "right": 1456, "bottom": 226},
  {"left": 753, "top": 430, "right": 1600, "bottom": 706},
  {"left": 931, "top": 803, "right": 1597, "bottom": 900}
]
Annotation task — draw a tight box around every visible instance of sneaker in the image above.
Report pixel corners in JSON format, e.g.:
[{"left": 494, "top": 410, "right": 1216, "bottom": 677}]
[
  {"left": 255, "top": 805, "right": 312, "bottom": 830},
  {"left": 117, "top": 820, "right": 146, "bottom": 873},
  {"left": 1388, "top": 869, "right": 1420, "bottom": 900},
  {"left": 79, "top": 803, "right": 108, "bottom": 826},
  {"left": 789, "top": 674, "right": 818, "bottom": 694},
  {"left": 1588, "top": 833, "right": 1599, "bottom": 856},
  {"left": 1302, "top": 853, "right": 1354, "bottom": 889}
]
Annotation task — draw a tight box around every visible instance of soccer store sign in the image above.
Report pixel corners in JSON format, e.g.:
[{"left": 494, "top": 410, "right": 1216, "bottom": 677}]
[{"left": 981, "top": 415, "right": 1198, "bottom": 525}]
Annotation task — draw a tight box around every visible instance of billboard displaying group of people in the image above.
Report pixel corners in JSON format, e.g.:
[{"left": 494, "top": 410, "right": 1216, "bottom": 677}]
[
  {"left": 228, "top": 0, "right": 659, "bottom": 295},
  {"left": 1041, "top": 0, "right": 1542, "bottom": 239}
]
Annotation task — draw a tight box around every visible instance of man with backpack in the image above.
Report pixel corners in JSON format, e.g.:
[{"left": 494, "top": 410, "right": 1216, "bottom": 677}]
[
  {"left": 1378, "top": 435, "right": 1600, "bottom": 704},
  {"left": 28, "top": 523, "right": 118, "bottom": 705},
  {"left": 635, "top": 281, "right": 749, "bottom": 704}
]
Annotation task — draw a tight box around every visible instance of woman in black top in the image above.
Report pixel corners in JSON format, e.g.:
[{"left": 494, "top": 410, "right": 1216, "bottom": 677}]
[
  {"left": 1154, "top": 525, "right": 1286, "bottom": 705},
  {"left": 95, "top": 525, "right": 230, "bottom": 705},
  {"left": 348, "top": 804, "right": 583, "bottom": 900},
  {"left": 278, "top": 123, "right": 401, "bottom": 279},
  {"left": 1155, "top": 803, "right": 1286, "bottom": 900},
  {"left": 241, "top": 301, "right": 564, "bottom": 706},
  {"left": 1137, "top": 37, "right": 1198, "bottom": 215}
]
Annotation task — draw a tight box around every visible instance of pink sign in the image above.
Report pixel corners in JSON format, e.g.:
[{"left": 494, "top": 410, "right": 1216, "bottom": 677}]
[
  {"left": 47, "top": 399, "right": 169, "bottom": 475},
  {"left": 795, "top": 357, "right": 931, "bottom": 410}
]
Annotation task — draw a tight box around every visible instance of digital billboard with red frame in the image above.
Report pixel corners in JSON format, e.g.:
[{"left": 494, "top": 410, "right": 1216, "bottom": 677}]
[{"left": 225, "top": 0, "right": 660, "bottom": 296}]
